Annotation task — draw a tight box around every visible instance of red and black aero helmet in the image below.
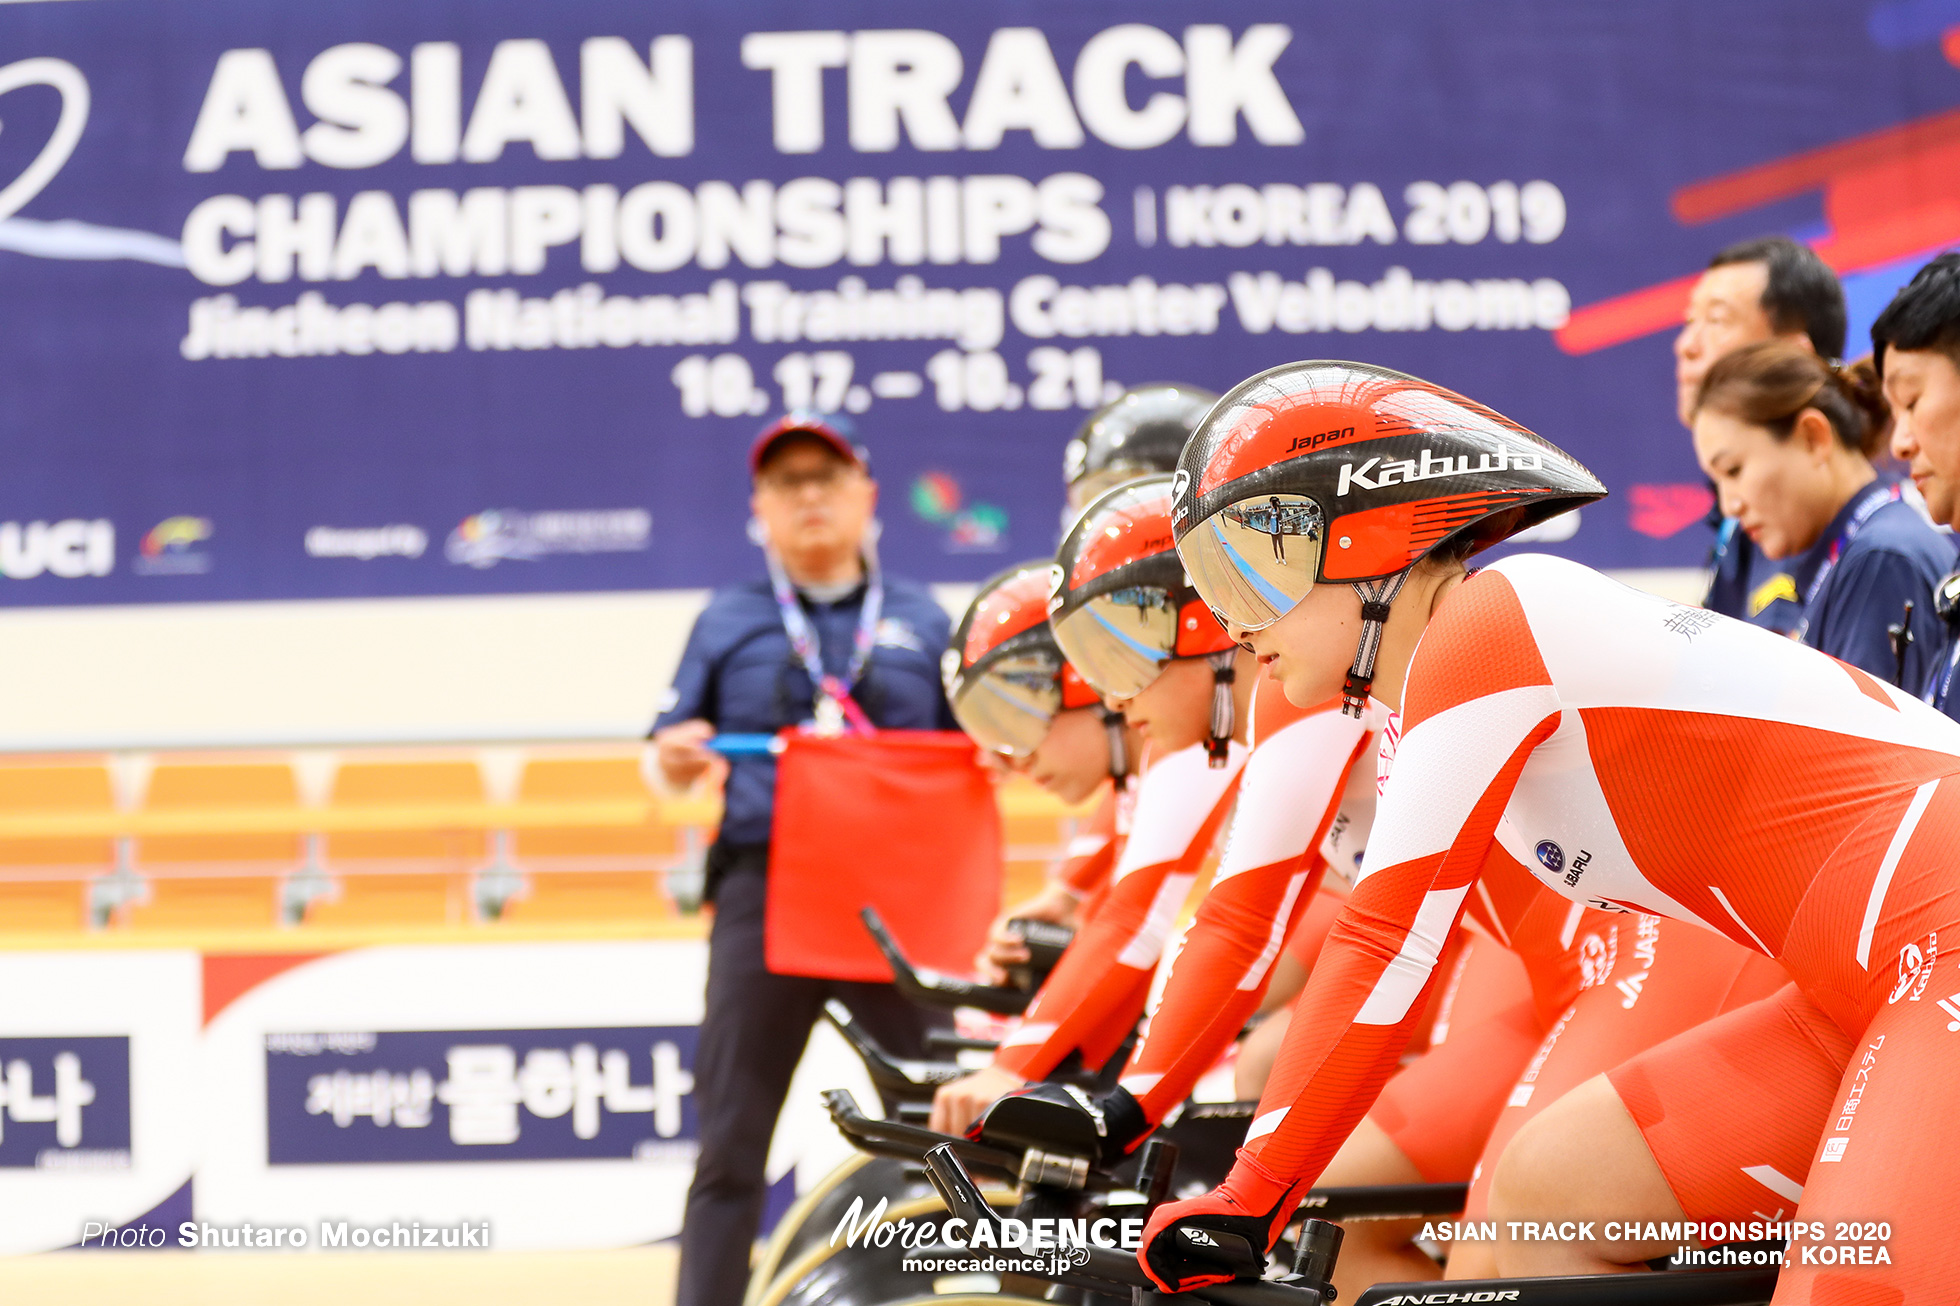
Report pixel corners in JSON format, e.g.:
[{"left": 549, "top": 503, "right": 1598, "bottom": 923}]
[
  {"left": 1050, "top": 475, "right": 1240, "bottom": 765},
  {"left": 944, "top": 561, "right": 1104, "bottom": 760},
  {"left": 1171, "top": 361, "right": 1606, "bottom": 715},
  {"left": 1063, "top": 383, "right": 1220, "bottom": 514}
]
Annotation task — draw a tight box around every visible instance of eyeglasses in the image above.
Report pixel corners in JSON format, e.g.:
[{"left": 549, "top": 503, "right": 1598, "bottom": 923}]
[{"left": 758, "top": 464, "right": 858, "bottom": 496}]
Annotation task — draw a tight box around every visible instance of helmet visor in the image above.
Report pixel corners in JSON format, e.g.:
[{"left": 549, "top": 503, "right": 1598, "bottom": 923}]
[
  {"left": 1177, "top": 493, "right": 1326, "bottom": 633},
  {"left": 1051, "top": 584, "right": 1180, "bottom": 701},
  {"left": 950, "top": 652, "right": 1063, "bottom": 757}
]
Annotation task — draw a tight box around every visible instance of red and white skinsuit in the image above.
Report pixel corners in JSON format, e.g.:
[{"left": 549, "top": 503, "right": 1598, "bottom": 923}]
[
  {"left": 994, "top": 686, "right": 1368, "bottom": 1090},
  {"left": 1145, "top": 555, "right": 1960, "bottom": 1302}
]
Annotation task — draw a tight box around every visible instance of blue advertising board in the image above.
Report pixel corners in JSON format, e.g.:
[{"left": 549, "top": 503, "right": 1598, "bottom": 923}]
[
  {"left": 264, "top": 1026, "right": 698, "bottom": 1164},
  {"left": 0, "top": 1035, "right": 130, "bottom": 1169},
  {"left": 1, "top": 0, "right": 1957, "bottom": 605}
]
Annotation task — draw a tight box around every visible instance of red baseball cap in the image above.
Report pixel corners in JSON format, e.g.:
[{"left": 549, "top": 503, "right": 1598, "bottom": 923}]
[{"left": 748, "top": 411, "right": 871, "bottom": 476}]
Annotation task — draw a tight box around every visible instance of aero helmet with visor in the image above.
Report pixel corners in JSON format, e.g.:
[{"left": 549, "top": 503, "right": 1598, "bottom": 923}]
[
  {"left": 1171, "top": 360, "right": 1606, "bottom": 716},
  {"left": 1050, "top": 475, "right": 1240, "bottom": 766},
  {"left": 945, "top": 562, "right": 1126, "bottom": 776},
  {"left": 1063, "top": 383, "right": 1221, "bottom": 517}
]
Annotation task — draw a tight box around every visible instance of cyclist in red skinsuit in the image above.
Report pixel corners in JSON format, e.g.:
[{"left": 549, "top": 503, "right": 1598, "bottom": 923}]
[
  {"left": 945, "top": 561, "right": 1141, "bottom": 984},
  {"left": 1209, "top": 782, "right": 1785, "bottom": 1291},
  {"left": 1138, "top": 360, "right": 1960, "bottom": 1303},
  {"left": 933, "top": 477, "right": 1264, "bottom": 1134},
  {"left": 1108, "top": 681, "right": 1372, "bottom": 1124},
  {"left": 932, "top": 476, "right": 1394, "bottom": 1136},
  {"left": 969, "top": 384, "right": 1220, "bottom": 979}
]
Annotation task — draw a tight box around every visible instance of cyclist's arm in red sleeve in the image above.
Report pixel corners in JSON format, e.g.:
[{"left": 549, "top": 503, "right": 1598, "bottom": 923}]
[
  {"left": 1238, "top": 571, "right": 1563, "bottom": 1187},
  {"left": 1118, "top": 704, "right": 1373, "bottom": 1124},
  {"left": 993, "top": 743, "right": 1245, "bottom": 1080}
]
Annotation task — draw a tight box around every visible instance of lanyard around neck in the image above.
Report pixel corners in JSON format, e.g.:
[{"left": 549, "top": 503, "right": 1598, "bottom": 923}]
[
  {"left": 763, "top": 545, "right": 883, "bottom": 729},
  {"left": 1802, "top": 482, "right": 1900, "bottom": 609}
]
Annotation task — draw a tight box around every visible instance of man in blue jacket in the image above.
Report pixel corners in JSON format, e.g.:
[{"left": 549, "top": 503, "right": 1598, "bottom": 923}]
[
  {"left": 653, "top": 412, "right": 954, "bottom": 1306},
  {"left": 1872, "top": 254, "right": 1960, "bottom": 720},
  {"left": 1676, "top": 235, "right": 1848, "bottom": 630}
]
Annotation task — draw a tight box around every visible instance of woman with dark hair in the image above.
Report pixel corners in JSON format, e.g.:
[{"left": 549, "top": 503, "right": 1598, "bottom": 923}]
[{"left": 1691, "top": 340, "right": 1952, "bottom": 686}]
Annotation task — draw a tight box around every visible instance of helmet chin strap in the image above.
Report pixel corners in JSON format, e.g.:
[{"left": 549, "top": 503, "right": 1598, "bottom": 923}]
[
  {"left": 1099, "top": 706, "right": 1129, "bottom": 782},
  {"left": 1342, "top": 571, "right": 1409, "bottom": 718},
  {"left": 1205, "top": 649, "right": 1237, "bottom": 768}
]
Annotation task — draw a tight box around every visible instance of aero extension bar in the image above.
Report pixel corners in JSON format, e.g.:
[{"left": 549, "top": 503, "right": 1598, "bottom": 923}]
[{"left": 861, "top": 906, "right": 1033, "bottom": 1015}]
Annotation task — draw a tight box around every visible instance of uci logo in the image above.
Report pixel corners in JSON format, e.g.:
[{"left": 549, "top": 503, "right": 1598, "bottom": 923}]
[{"left": 1534, "top": 840, "right": 1564, "bottom": 876}]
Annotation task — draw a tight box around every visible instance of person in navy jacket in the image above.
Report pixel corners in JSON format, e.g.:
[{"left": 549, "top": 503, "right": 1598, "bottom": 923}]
[
  {"left": 1872, "top": 255, "right": 1960, "bottom": 721},
  {"left": 1692, "top": 340, "right": 1952, "bottom": 688},
  {"left": 653, "top": 413, "right": 954, "bottom": 1306},
  {"left": 1677, "top": 237, "right": 1848, "bottom": 633}
]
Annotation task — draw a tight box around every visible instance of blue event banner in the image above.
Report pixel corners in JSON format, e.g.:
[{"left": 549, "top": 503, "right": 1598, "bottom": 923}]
[
  {"left": 0, "top": 1035, "right": 131, "bottom": 1169},
  {"left": 264, "top": 1027, "right": 699, "bottom": 1164},
  {"left": 0, "top": 0, "right": 1955, "bottom": 605}
]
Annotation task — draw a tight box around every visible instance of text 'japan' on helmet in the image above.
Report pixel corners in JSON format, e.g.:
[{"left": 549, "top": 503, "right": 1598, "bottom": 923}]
[{"left": 1170, "top": 360, "right": 1606, "bottom": 713}]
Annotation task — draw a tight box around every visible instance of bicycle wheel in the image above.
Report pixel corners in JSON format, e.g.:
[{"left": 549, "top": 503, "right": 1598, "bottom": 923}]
[{"left": 747, "top": 1154, "right": 935, "bottom": 1305}]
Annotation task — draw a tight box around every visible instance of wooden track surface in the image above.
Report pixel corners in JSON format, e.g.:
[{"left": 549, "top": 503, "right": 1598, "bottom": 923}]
[{"left": 0, "top": 1246, "right": 679, "bottom": 1306}]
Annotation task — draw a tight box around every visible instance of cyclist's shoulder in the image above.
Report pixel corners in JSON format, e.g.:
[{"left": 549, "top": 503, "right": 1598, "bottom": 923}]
[
  {"left": 1421, "top": 553, "right": 1599, "bottom": 649},
  {"left": 1402, "top": 556, "right": 1611, "bottom": 725}
]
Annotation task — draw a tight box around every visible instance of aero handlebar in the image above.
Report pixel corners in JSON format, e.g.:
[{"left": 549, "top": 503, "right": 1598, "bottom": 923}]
[
  {"left": 923, "top": 1141, "right": 1778, "bottom": 1306},
  {"left": 922, "top": 1142, "right": 1330, "bottom": 1306},
  {"left": 861, "top": 906, "right": 1033, "bottom": 1016},
  {"left": 821, "top": 1000, "right": 967, "bottom": 1096},
  {"left": 822, "top": 1088, "right": 1028, "bottom": 1185}
]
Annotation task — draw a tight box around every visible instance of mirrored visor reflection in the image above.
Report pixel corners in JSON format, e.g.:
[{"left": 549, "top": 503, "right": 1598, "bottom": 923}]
[
  {"left": 951, "top": 654, "right": 1063, "bottom": 757},
  {"left": 1051, "top": 585, "right": 1179, "bottom": 701},
  {"left": 1067, "top": 466, "right": 1147, "bottom": 516},
  {"left": 1177, "top": 493, "right": 1325, "bottom": 633}
]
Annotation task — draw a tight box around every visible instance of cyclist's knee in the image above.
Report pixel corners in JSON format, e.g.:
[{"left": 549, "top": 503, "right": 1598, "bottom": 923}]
[
  {"left": 1443, "top": 1239, "right": 1497, "bottom": 1279},
  {"left": 1489, "top": 1076, "right": 1677, "bottom": 1275}
]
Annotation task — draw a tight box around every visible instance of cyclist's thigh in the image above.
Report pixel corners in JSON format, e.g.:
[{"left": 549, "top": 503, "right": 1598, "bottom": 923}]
[
  {"left": 1418, "top": 926, "right": 1529, "bottom": 1052},
  {"left": 1281, "top": 881, "right": 1350, "bottom": 977},
  {"left": 1463, "top": 915, "right": 1785, "bottom": 1216},
  {"left": 1773, "top": 777, "right": 1960, "bottom": 1303},
  {"left": 1774, "top": 991, "right": 1960, "bottom": 1302},
  {"left": 1609, "top": 983, "right": 1848, "bottom": 1224}
]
